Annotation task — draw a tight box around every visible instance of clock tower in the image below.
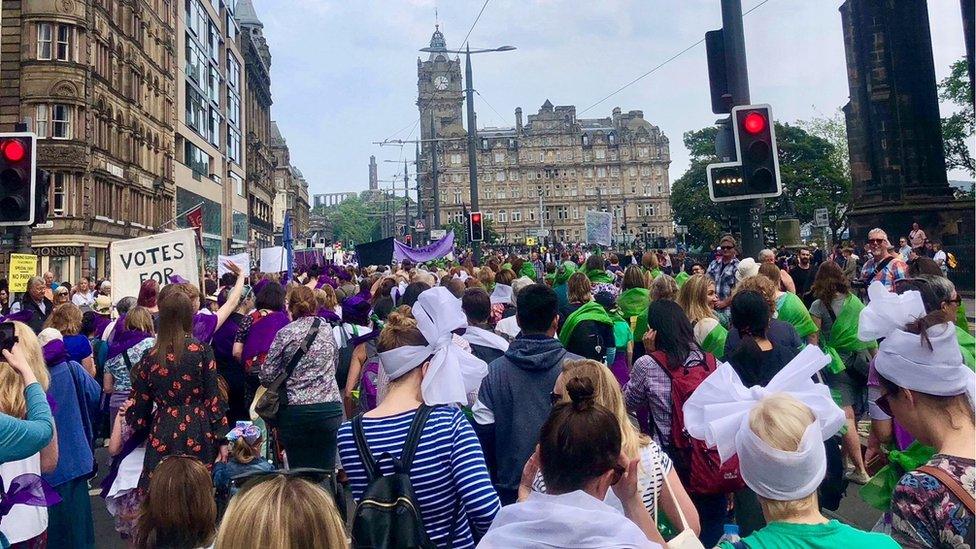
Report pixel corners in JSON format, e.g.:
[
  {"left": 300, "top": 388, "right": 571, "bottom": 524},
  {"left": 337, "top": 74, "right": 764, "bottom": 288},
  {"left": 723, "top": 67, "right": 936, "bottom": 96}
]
[{"left": 417, "top": 25, "right": 463, "bottom": 155}]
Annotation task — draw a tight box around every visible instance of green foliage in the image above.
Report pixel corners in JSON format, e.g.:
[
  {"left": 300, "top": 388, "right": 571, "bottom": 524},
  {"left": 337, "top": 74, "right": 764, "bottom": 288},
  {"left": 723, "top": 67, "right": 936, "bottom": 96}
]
[
  {"left": 939, "top": 58, "right": 975, "bottom": 177},
  {"left": 671, "top": 121, "right": 851, "bottom": 248}
]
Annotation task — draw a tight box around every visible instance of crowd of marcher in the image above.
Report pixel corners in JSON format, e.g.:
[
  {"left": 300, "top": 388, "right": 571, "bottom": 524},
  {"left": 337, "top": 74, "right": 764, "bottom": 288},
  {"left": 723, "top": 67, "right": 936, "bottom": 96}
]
[{"left": 0, "top": 221, "right": 970, "bottom": 548}]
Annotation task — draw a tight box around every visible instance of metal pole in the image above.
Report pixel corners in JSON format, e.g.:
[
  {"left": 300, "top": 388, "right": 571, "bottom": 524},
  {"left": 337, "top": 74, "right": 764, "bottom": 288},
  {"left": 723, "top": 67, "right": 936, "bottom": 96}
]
[
  {"left": 464, "top": 46, "right": 481, "bottom": 263},
  {"left": 719, "top": 0, "right": 762, "bottom": 260},
  {"left": 403, "top": 160, "right": 410, "bottom": 239},
  {"left": 430, "top": 110, "right": 441, "bottom": 227}
]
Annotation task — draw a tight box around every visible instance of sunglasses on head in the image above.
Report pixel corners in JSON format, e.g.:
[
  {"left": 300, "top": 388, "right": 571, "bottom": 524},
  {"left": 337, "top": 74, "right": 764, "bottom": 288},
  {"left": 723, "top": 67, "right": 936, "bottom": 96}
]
[{"left": 231, "top": 468, "right": 334, "bottom": 494}]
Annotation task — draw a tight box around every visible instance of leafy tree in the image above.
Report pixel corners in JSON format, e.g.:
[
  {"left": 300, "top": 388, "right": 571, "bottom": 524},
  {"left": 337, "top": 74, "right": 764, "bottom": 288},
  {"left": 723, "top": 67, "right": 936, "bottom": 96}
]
[
  {"left": 939, "top": 58, "right": 975, "bottom": 177},
  {"left": 671, "top": 122, "right": 850, "bottom": 248}
]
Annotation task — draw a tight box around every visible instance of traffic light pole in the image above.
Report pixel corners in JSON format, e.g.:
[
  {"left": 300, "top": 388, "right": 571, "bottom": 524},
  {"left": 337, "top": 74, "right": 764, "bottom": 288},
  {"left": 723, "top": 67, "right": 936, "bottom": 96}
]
[
  {"left": 429, "top": 110, "right": 441, "bottom": 228},
  {"left": 719, "top": 0, "right": 763, "bottom": 260},
  {"left": 464, "top": 46, "right": 481, "bottom": 264}
]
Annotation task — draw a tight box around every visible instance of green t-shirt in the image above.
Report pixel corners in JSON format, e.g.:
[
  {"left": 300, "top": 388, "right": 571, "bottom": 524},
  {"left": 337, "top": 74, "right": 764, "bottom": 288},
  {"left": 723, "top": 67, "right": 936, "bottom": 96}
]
[{"left": 718, "top": 520, "right": 899, "bottom": 549}]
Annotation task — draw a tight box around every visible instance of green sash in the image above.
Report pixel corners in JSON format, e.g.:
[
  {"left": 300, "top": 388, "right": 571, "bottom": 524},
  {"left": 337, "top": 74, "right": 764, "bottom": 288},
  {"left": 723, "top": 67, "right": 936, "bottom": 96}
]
[
  {"left": 612, "top": 316, "right": 632, "bottom": 348},
  {"left": 675, "top": 271, "right": 690, "bottom": 288},
  {"left": 700, "top": 323, "right": 728, "bottom": 360},
  {"left": 558, "top": 301, "right": 614, "bottom": 346},
  {"left": 956, "top": 325, "right": 975, "bottom": 371},
  {"left": 956, "top": 303, "right": 970, "bottom": 333},
  {"left": 820, "top": 293, "right": 877, "bottom": 374},
  {"left": 520, "top": 261, "right": 537, "bottom": 280},
  {"left": 501, "top": 263, "right": 512, "bottom": 271},
  {"left": 646, "top": 267, "right": 662, "bottom": 280},
  {"left": 777, "top": 292, "right": 818, "bottom": 339},
  {"left": 551, "top": 262, "right": 577, "bottom": 286},
  {"left": 617, "top": 288, "right": 650, "bottom": 342},
  {"left": 860, "top": 441, "right": 935, "bottom": 511},
  {"left": 585, "top": 268, "right": 615, "bottom": 284}
]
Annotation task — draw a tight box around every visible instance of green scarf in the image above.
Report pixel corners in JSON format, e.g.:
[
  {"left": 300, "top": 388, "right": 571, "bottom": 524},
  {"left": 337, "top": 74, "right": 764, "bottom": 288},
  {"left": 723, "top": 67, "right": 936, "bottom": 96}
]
[
  {"left": 617, "top": 288, "right": 650, "bottom": 342},
  {"left": 956, "top": 325, "right": 975, "bottom": 371},
  {"left": 860, "top": 441, "right": 935, "bottom": 511},
  {"left": 585, "top": 268, "right": 614, "bottom": 284},
  {"left": 820, "top": 293, "right": 877, "bottom": 374},
  {"left": 501, "top": 263, "right": 512, "bottom": 271},
  {"left": 551, "top": 262, "right": 577, "bottom": 286},
  {"left": 777, "top": 292, "right": 818, "bottom": 340},
  {"left": 675, "top": 271, "right": 690, "bottom": 288},
  {"left": 956, "top": 302, "right": 970, "bottom": 333},
  {"left": 642, "top": 267, "right": 662, "bottom": 280},
  {"left": 520, "top": 261, "right": 537, "bottom": 280},
  {"left": 701, "top": 323, "right": 728, "bottom": 359},
  {"left": 558, "top": 301, "right": 614, "bottom": 347}
]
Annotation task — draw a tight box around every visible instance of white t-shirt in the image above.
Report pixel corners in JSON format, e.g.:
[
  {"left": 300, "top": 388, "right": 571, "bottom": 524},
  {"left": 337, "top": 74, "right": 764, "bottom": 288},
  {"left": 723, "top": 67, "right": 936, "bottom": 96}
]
[
  {"left": 933, "top": 250, "right": 947, "bottom": 266},
  {"left": 0, "top": 454, "right": 47, "bottom": 544}
]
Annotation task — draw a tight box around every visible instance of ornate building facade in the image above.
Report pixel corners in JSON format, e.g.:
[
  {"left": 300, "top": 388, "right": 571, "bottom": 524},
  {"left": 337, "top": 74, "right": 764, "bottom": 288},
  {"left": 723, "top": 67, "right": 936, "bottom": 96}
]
[
  {"left": 416, "top": 27, "right": 672, "bottom": 245},
  {"left": 0, "top": 0, "right": 178, "bottom": 279},
  {"left": 236, "top": 0, "right": 274, "bottom": 250},
  {"left": 175, "top": 0, "right": 248, "bottom": 261},
  {"left": 270, "top": 121, "right": 310, "bottom": 243}
]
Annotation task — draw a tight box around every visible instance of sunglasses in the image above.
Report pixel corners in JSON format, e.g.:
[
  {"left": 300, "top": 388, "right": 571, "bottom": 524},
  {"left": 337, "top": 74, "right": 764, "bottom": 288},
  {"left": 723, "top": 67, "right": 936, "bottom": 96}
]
[
  {"left": 876, "top": 392, "right": 893, "bottom": 417},
  {"left": 232, "top": 468, "right": 335, "bottom": 494},
  {"left": 720, "top": 245, "right": 734, "bottom": 250},
  {"left": 868, "top": 238, "right": 886, "bottom": 244}
]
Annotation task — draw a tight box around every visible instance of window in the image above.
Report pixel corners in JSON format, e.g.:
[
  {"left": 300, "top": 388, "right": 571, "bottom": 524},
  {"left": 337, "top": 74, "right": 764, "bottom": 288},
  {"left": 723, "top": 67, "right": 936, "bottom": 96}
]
[
  {"left": 610, "top": 166, "right": 620, "bottom": 177},
  {"left": 643, "top": 204, "right": 653, "bottom": 217},
  {"left": 639, "top": 147, "right": 649, "bottom": 158},
  {"left": 596, "top": 167, "right": 607, "bottom": 178},
  {"left": 629, "top": 166, "right": 637, "bottom": 177},
  {"left": 494, "top": 152, "right": 504, "bottom": 163},
  {"left": 658, "top": 183, "right": 664, "bottom": 194},
  {"left": 35, "top": 105, "right": 49, "bottom": 137},
  {"left": 453, "top": 189, "right": 461, "bottom": 204},
  {"left": 450, "top": 154, "right": 461, "bottom": 165},
  {"left": 595, "top": 148, "right": 606, "bottom": 160},
  {"left": 56, "top": 25, "right": 71, "bottom": 61},
  {"left": 495, "top": 171, "right": 505, "bottom": 182},
  {"left": 641, "top": 165, "right": 651, "bottom": 176},
  {"left": 511, "top": 210, "right": 522, "bottom": 222},
  {"left": 208, "top": 65, "right": 220, "bottom": 103},
  {"left": 52, "top": 105, "right": 71, "bottom": 139},
  {"left": 509, "top": 170, "right": 518, "bottom": 181},
  {"left": 511, "top": 186, "right": 521, "bottom": 198},
  {"left": 496, "top": 188, "right": 507, "bottom": 200},
  {"left": 572, "top": 206, "right": 579, "bottom": 220},
  {"left": 227, "top": 91, "right": 240, "bottom": 127},
  {"left": 584, "top": 168, "right": 593, "bottom": 179},
  {"left": 208, "top": 108, "right": 221, "bottom": 147},
  {"left": 498, "top": 210, "right": 507, "bottom": 223},
  {"left": 226, "top": 54, "right": 241, "bottom": 91},
  {"left": 231, "top": 172, "right": 244, "bottom": 196},
  {"left": 481, "top": 138, "right": 489, "bottom": 150},
  {"left": 183, "top": 140, "right": 212, "bottom": 177},
  {"left": 528, "top": 209, "right": 536, "bottom": 221},
  {"left": 37, "top": 23, "right": 52, "bottom": 60},
  {"left": 52, "top": 173, "right": 66, "bottom": 216},
  {"left": 185, "top": 87, "right": 206, "bottom": 135}
]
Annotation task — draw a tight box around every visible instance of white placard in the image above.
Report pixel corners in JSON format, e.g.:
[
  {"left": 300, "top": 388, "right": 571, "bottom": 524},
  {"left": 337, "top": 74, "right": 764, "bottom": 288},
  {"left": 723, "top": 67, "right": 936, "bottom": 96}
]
[
  {"left": 218, "top": 252, "right": 250, "bottom": 276},
  {"left": 110, "top": 229, "right": 198, "bottom": 303},
  {"left": 259, "top": 246, "right": 287, "bottom": 273},
  {"left": 430, "top": 229, "right": 447, "bottom": 240}
]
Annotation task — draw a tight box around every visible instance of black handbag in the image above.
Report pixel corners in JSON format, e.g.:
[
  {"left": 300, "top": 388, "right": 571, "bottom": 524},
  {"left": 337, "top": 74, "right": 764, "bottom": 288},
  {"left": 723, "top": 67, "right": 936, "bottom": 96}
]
[{"left": 254, "top": 319, "right": 320, "bottom": 422}]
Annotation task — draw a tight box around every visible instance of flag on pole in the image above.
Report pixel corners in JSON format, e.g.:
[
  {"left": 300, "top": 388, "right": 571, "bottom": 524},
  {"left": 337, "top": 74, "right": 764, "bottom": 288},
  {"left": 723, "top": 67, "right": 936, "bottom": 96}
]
[
  {"left": 185, "top": 204, "right": 204, "bottom": 248},
  {"left": 283, "top": 211, "right": 294, "bottom": 283}
]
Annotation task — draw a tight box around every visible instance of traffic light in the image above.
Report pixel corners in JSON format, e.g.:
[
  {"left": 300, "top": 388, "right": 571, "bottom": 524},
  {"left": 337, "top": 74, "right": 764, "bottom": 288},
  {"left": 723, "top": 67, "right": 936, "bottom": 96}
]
[
  {"left": 405, "top": 234, "right": 412, "bottom": 246},
  {"left": 706, "top": 104, "right": 782, "bottom": 203},
  {"left": 34, "top": 169, "right": 49, "bottom": 225},
  {"left": 468, "top": 211, "right": 484, "bottom": 242},
  {"left": 0, "top": 133, "right": 37, "bottom": 226}
]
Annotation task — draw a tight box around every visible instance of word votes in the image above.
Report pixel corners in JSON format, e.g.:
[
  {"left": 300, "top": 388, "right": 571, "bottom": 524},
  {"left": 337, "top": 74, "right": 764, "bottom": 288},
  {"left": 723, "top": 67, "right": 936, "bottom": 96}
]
[{"left": 119, "top": 243, "right": 187, "bottom": 283}]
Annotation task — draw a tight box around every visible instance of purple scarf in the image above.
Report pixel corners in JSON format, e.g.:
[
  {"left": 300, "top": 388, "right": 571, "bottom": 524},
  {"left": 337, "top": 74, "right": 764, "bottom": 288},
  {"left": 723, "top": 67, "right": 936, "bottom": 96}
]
[
  {"left": 192, "top": 312, "right": 219, "bottom": 344},
  {"left": 241, "top": 311, "right": 290, "bottom": 363},
  {"left": 212, "top": 314, "right": 244, "bottom": 361},
  {"left": 42, "top": 340, "right": 70, "bottom": 366},
  {"left": 317, "top": 308, "right": 341, "bottom": 324},
  {"left": 107, "top": 329, "right": 153, "bottom": 361},
  {"left": 0, "top": 473, "right": 61, "bottom": 522},
  {"left": 0, "top": 310, "right": 32, "bottom": 324},
  {"left": 92, "top": 315, "right": 112, "bottom": 340}
]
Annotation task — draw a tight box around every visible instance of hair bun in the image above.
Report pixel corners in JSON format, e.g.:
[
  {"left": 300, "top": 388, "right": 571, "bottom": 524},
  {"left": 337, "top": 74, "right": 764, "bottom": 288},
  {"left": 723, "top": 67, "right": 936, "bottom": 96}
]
[{"left": 565, "top": 377, "right": 596, "bottom": 410}]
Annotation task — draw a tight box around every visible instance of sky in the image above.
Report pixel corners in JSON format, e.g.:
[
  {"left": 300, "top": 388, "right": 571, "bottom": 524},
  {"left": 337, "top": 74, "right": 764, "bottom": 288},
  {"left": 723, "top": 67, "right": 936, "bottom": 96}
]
[{"left": 257, "top": 0, "right": 971, "bottom": 197}]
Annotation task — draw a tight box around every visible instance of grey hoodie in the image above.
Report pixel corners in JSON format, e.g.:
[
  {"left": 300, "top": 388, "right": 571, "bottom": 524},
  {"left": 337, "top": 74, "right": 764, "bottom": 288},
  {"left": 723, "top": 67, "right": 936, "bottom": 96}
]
[{"left": 477, "top": 334, "right": 582, "bottom": 492}]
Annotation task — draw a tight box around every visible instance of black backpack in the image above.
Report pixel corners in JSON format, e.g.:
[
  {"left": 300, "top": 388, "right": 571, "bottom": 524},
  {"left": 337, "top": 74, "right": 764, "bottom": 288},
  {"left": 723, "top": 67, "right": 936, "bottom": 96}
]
[{"left": 350, "top": 404, "right": 437, "bottom": 549}]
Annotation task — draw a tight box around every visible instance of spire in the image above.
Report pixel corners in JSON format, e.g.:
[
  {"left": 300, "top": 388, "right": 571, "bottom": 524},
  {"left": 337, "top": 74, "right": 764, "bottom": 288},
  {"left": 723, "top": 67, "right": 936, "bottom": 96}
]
[
  {"left": 542, "top": 99, "right": 554, "bottom": 111},
  {"left": 236, "top": 0, "right": 262, "bottom": 28},
  {"left": 427, "top": 24, "right": 447, "bottom": 60}
]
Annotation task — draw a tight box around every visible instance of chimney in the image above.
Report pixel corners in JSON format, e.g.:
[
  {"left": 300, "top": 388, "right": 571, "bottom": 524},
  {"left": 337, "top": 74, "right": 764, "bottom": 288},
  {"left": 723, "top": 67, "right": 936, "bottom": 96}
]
[{"left": 515, "top": 107, "right": 523, "bottom": 134}]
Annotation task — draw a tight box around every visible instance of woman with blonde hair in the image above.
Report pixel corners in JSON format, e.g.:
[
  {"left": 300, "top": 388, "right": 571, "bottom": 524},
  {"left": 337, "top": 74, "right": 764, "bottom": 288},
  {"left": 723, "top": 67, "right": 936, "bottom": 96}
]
[
  {"left": 0, "top": 323, "right": 58, "bottom": 547},
  {"left": 524, "top": 359, "right": 699, "bottom": 546},
  {"left": 44, "top": 303, "right": 95, "bottom": 376},
  {"left": 215, "top": 475, "right": 347, "bottom": 549},
  {"left": 676, "top": 274, "right": 728, "bottom": 359}
]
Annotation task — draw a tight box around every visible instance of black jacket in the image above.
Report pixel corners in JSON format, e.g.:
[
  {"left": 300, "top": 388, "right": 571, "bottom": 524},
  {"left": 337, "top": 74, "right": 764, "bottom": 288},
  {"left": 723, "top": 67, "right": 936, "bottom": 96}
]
[{"left": 18, "top": 297, "right": 53, "bottom": 334}]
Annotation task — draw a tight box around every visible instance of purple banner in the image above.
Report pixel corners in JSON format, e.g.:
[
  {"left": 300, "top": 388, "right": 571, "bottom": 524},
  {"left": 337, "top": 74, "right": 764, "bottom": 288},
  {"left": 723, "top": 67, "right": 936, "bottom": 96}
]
[
  {"left": 294, "top": 249, "right": 325, "bottom": 271},
  {"left": 393, "top": 231, "right": 455, "bottom": 263}
]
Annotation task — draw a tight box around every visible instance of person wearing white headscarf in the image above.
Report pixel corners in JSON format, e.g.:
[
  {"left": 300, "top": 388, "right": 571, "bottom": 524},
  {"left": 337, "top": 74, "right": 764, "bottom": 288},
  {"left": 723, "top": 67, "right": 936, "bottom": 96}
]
[
  {"left": 683, "top": 345, "right": 899, "bottom": 549},
  {"left": 858, "top": 281, "right": 976, "bottom": 548},
  {"left": 335, "top": 287, "right": 499, "bottom": 548}
]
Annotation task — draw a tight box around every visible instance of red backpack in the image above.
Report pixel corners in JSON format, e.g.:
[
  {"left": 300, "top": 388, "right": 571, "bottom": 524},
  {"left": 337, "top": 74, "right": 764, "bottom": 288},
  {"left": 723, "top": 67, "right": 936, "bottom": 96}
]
[{"left": 651, "top": 350, "right": 745, "bottom": 496}]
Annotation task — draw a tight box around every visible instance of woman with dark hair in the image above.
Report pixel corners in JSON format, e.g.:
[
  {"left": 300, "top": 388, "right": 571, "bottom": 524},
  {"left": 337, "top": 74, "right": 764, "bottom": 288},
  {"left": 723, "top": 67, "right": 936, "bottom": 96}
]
[
  {"left": 583, "top": 253, "right": 618, "bottom": 298},
  {"left": 481, "top": 376, "right": 658, "bottom": 547},
  {"left": 125, "top": 290, "right": 228, "bottom": 491},
  {"left": 727, "top": 290, "right": 799, "bottom": 387},
  {"left": 623, "top": 298, "right": 726, "bottom": 545},
  {"left": 809, "top": 261, "right": 876, "bottom": 485},
  {"left": 262, "top": 285, "right": 342, "bottom": 469},
  {"left": 211, "top": 286, "right": 253, "bottom": 424},
  {"left": 400, "top": 281, "right": 431, "bottom": 308},
  {"left": 233, "top": 281, "right": 290, "bottom": 405},
  {"left": 617, "top": 265, "right": 650, "bottom": 358}
]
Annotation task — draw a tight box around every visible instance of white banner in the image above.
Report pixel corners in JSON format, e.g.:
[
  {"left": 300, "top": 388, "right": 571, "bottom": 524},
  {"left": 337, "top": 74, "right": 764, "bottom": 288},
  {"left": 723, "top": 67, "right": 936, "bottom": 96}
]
[
  {"left": 584, "top": 210, "right": 613, "bottom": 247},
  {"left": 218, "top": 252, "right": 250, "bottom": 276},
  {"left": 110, "top": 229, "right": 198, "bottom": 303},
  {"left": 259, "top": 246, "right": 287, "bottom": 273}
]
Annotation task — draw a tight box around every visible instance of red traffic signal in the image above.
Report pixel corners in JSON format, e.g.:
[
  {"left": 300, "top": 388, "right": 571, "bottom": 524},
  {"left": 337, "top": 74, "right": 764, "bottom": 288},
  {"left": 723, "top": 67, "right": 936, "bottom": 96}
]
[
  {"left": 742, "top": 112, "right": 766, "bottom": 135},
  {"left": 468, "top": 211, "right": 484, "bottom": 242},
  {"left": 471, "top": 212, "right": 481, "bottom": 223},
  {"left": 0, "top": 133, "right": 37, "bottom": 226}
]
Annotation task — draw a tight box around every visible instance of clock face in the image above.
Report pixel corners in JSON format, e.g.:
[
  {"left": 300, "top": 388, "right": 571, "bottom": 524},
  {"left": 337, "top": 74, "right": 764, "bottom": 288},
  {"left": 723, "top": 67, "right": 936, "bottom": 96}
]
[{"left": 433, "top": 75, "right": 450, "bottom": 91}]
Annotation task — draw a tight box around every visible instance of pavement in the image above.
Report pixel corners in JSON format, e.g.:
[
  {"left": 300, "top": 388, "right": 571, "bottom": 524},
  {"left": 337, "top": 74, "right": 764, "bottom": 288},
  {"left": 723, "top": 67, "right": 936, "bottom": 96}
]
[{"left": 87, "top": 444, "right": 886, "bottom": 547}]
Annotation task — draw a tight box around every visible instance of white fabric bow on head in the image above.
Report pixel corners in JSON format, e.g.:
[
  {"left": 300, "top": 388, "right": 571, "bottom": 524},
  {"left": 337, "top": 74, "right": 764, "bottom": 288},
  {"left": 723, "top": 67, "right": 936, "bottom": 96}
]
[
  {"left": 858, "top": 281, "right": 925, "bottom": 342},
  {"left": 490, "top": 284, "right": 513, "bottom": 305},
  {"left": 378, "top": 286, "right": 488, "bottom": 406},
  {"left": 683, "top": 345, "right": 845, "bottom": 464}
]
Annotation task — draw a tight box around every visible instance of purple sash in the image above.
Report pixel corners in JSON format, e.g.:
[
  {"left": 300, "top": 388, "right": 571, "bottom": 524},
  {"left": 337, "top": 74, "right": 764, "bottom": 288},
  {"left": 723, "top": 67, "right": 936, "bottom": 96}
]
[
  {"left": 92, "top": 315, "right": 112, "bottom": 339},
  {"left": 192, "top": 312, "right": 219, "bottom": 344},
  {"left": 0, "top": 473, "right": 61, "bottom": 520},
  {"left": 107, "top": 329, "right": 152, "bottom": 361},
  {"left": 241, "top": 311, "right": 290, "bottom": 363},
  {"left": 42, "top": 340, "right": 70, "bottom": 366}
]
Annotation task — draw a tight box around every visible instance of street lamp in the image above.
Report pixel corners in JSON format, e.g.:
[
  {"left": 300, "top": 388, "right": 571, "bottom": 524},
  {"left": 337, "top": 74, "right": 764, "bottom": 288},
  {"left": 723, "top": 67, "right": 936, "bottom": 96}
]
[{"left": 419, "top": 43, "right": 516, "bottom": 264}]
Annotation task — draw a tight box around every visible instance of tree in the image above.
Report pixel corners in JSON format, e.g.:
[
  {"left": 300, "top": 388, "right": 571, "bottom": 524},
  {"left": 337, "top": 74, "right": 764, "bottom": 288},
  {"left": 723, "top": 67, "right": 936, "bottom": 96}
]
[
  {"left": 671, "top": 122, "right": 851, "bottom": 248},
  {"left": 939, "top": 57, "right": 975, "bottom": 177}
]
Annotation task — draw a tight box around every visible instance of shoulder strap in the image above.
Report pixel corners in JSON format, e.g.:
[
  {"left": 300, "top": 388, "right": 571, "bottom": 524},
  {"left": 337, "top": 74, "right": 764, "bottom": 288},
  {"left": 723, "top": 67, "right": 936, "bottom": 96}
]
[
  {"left": 122, "top": 348, "right": 134, "bottom": 370},
  {"left": 917, "top": 465, "right": 976, "bottom": 514},
  {"left": 398, "top": 404, "right": 433, "bottom": 472},
  {"left": 352, "top": 414, "right": 381, "bottom": 482},
  {"left": 874, "top": 256, "right": 894, "bottom": 276},
  {"left": 825, "top": 301, "right": 838, "bottom": 323},
  {"left": 284, "top": 318, "right": 321, "bottom": 379}
]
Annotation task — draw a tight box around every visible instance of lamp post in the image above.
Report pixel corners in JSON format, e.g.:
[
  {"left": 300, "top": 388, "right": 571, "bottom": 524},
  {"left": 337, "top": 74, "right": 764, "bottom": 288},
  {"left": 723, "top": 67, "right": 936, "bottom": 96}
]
[{"left": 420, "top": 43, "right": 515, "bottom": 264}]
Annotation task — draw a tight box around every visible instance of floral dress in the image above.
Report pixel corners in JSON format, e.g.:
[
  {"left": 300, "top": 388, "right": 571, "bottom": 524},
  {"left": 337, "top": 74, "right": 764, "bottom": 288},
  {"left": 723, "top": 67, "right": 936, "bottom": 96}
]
[
  {"left": 125, "top": 337, "right": 228, "bottom": 491},
  {"left": 890, "top": 454, "right": 975, "bottom": 548}
]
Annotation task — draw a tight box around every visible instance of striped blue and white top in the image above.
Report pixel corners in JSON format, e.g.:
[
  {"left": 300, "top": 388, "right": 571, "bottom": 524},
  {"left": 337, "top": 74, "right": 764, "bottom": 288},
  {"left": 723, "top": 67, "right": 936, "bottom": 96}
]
[{"left": 337, "top": 406, "right": 500, "bottom": 549}]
